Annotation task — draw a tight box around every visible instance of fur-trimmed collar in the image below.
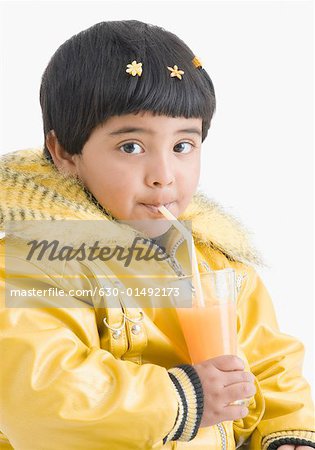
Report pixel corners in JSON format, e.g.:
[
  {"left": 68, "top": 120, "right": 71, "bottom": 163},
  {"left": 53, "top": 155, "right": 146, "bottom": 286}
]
[{"left": 0, "top": 148, "right": 263, "bottom": 266}]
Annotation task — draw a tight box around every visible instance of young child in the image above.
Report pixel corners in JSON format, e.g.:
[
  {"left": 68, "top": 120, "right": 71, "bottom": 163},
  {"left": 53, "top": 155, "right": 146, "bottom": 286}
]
[{"left": 0, "top": 20, "right": 314, "bottom": 450}]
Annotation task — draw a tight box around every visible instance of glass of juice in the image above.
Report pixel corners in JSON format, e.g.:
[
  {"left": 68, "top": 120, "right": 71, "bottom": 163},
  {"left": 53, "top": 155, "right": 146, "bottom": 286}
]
[
  {"left": 169, "top": 268, "right": 249, "bottom": 406},
  {"left": 174, "top": 268, "right": 237, "bottom": 364}
]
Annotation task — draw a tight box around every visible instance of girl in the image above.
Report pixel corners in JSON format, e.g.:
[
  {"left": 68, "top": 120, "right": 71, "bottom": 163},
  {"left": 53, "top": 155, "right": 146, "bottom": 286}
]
[{"left": 0, "top": 20, "right": 314, "bottom": 450}]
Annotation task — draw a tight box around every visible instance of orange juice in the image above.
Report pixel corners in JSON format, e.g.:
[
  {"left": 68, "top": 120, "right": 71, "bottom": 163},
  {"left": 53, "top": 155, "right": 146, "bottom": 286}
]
[{"left": 176, "top": 301, "right": 237, "bottom": 364}]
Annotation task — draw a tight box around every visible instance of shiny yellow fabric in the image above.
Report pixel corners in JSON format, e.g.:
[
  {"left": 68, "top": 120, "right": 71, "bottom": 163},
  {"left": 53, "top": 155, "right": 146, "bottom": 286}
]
[
  {"left": 1, "top": 242, "right": 314, "bottom": 449},
  {"left": 0, "top": 149, "right": 314, "bottom": 449}
]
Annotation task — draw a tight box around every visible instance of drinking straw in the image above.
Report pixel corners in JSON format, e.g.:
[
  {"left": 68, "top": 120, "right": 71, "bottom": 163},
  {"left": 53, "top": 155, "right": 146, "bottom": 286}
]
[{"left": 158, "top": 206, "right": 205, "bottom": 307}]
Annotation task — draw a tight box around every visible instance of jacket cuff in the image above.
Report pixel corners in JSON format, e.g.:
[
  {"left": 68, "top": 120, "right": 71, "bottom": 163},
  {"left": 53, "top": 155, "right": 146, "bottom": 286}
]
[
  {"left": 261, "top": 430, "right": 315, "bottom": 450},
  {"left": 163, "top": 364, "right": 204, "bottom": 444}
]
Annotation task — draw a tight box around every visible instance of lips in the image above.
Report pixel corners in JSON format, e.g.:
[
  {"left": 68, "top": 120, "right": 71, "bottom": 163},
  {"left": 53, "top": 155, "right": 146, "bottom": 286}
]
[{"left": 140, "top": 202, "right": 175, "bottom": 214}]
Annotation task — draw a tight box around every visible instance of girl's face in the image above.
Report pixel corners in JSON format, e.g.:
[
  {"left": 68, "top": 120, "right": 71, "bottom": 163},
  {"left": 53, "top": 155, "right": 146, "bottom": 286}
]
[{"left": 52, "top": 111, "right": 202, "bottom": 229}]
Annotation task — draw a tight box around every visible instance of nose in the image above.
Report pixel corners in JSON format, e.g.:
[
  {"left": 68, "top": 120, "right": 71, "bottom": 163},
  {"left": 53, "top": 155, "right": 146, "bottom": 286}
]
[{"left": 144, "top": 154, "right": 175, "bottom": 188}]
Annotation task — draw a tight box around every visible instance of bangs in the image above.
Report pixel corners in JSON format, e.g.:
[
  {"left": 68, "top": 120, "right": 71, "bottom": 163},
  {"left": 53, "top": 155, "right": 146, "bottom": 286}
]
[
  {"left": 96, "top": 29, "right": 215, "bottom": 127},
  {"left": 41, "top": 20, "right": 216, "bottom": 157}
]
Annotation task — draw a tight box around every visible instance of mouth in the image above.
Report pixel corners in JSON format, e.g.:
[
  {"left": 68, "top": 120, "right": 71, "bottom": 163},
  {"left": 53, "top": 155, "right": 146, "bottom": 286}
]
[{"left": 139, "top": 202, "right": 175, "bottom": 215}]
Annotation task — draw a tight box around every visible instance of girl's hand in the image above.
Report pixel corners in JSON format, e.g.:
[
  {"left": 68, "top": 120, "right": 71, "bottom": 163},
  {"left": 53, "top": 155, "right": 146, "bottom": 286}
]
[
  {"left": 277, "top": 446, "right": 314, "bottom": 449},
  {"left": 192, "top": 355, "right": 256, "bottom": 427}
]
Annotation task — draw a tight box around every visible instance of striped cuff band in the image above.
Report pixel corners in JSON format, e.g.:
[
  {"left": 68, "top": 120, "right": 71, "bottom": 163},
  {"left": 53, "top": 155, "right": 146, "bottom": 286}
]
[
  {"left": 163, "top": 364, "right": 204, "bottom": 444},
  {"left": 262, "top": 430, "right": 315, "bottom": 450}
]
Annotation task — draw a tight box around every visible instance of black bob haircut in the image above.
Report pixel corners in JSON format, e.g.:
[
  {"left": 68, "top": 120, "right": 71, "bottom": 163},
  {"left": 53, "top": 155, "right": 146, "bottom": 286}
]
[{"left": 40, "top": 20, "right": 216, "bottom": 162}]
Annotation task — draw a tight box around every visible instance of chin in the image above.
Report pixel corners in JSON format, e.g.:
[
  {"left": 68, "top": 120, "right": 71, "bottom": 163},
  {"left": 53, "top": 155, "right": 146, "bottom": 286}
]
[
  {"left": 143, "top": 221, "right": 173, "bottom": 238},
  {"left": 125, "top": 219, "right": 173, "bottom": 238}
]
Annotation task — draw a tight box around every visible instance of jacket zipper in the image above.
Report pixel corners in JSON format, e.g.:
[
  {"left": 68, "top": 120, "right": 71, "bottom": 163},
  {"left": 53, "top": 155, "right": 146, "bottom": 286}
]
[
  {"left": 167, "top": 236, "right": 186, "bottom": 276},
  {"left": 142, "top": 237, "right": 187, "bottom": 277},
  {"left": 169, "top": 236, "right": 185, "bottom": 260},
  {"left": 217, "top": 423, "right": 227, "bottom": 450}
]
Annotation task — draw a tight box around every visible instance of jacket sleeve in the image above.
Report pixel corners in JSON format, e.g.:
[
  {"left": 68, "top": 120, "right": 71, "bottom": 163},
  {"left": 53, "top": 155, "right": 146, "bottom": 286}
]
[
  {"left": 0, "top": 244, "right": 181, "bottom": 450},
  {"left": 164, "top": 365, "right": 204, "bottom": 443},
  {"left": 233, "top": 265, "right": 315, "bottom": 450}
]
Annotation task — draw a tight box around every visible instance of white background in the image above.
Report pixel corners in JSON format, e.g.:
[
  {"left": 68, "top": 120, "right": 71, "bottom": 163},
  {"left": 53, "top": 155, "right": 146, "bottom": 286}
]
[{"left": 0, "top": 1, "right": 314, "bottom": 393}]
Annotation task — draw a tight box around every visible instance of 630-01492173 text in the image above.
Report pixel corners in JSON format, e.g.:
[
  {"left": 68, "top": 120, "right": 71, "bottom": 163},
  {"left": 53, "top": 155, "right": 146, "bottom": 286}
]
[{"left": 8, "top": 287, "right": 181, "bottom": 298}]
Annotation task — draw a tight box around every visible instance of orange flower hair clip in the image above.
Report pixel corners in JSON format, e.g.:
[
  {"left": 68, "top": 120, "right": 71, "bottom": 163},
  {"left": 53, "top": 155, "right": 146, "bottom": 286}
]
[{"left": 192, "top": 56, "right": 203, "bottom": 69}]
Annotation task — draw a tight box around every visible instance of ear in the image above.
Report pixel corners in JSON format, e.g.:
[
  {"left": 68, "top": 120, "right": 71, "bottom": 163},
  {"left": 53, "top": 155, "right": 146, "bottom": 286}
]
[{"left": 45, "top": 130, "right": 79, "bottom": 176}]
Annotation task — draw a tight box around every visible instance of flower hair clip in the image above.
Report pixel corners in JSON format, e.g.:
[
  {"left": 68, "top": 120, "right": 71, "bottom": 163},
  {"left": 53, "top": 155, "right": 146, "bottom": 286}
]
[
  {"left": 192, "top": 56, "right": 203, "bottom": 69},
  {"left": 125, "top": 58, "right": 201, "bottom": 80},
  {"left": 167, "top": 65, "right": 184, "bottom": 80},
  {"left": 126, "top": 60, "right": 143, "bottom": 76}
]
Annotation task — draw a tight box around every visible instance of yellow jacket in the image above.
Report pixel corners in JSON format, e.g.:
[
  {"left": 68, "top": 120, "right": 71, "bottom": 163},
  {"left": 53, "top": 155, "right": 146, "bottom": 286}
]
[{"left": 0, "top": 149, "right": 314, "bottom": 450}]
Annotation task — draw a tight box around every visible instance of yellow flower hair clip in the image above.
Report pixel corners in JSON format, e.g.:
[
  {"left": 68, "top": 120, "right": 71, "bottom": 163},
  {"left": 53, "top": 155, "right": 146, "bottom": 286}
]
[
  {"left": 167, "top": 65, "right": 184, "bottom": 80},
  {"left": 126, "top": 60, "right": 143, "bottom": 77}
]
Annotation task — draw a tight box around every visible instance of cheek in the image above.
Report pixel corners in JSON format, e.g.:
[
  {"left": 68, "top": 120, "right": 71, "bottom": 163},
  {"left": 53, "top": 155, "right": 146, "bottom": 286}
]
[
  {"left": 80, "top": 162, "right": 109, "bottom": 192},
  {"left": 80, "top": 160, "right": 138, "bottom": 209},
  {"left": 180, "top": 159, "right": 200, "bottom": 193}
]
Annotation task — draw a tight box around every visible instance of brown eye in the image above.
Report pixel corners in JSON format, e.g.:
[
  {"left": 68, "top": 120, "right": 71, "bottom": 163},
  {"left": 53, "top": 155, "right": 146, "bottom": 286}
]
[
  {"left": 119, "top": 143, "right": 143, "bottom": 154},
  {"left": 174, "top": 142, "right": 194, "bottom": 154}
]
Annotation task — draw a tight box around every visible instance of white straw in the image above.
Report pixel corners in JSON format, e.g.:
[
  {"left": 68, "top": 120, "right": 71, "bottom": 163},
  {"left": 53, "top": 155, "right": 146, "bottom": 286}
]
[{"left": 158, "top": 206, "right": 205, "bottom": 307}]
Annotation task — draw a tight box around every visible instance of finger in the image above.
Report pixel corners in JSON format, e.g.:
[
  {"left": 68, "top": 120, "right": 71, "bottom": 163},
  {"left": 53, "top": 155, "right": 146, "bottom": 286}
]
[
  {"left": 222, "top": 381, "right": 256, "bottom": 405},
  {"left": 210, "top": 355, "right": 245, "bottom": 372},
  {"left": 223, "top": 370, "right": 255, "bottom": 387},
  {"left": 221, "top": 404, "right": 249, "bottom": 422}
]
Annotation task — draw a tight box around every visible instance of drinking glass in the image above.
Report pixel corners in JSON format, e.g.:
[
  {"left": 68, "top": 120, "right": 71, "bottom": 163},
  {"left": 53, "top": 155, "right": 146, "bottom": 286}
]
[{"left": 169, "top": 269, "right": 250, "bottom": 406}]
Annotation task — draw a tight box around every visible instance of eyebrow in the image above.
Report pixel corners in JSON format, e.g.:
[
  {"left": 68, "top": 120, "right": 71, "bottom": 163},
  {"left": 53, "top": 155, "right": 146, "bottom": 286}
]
[{"left": 108, "top": 127, "right": 202, "bottom": 137}]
